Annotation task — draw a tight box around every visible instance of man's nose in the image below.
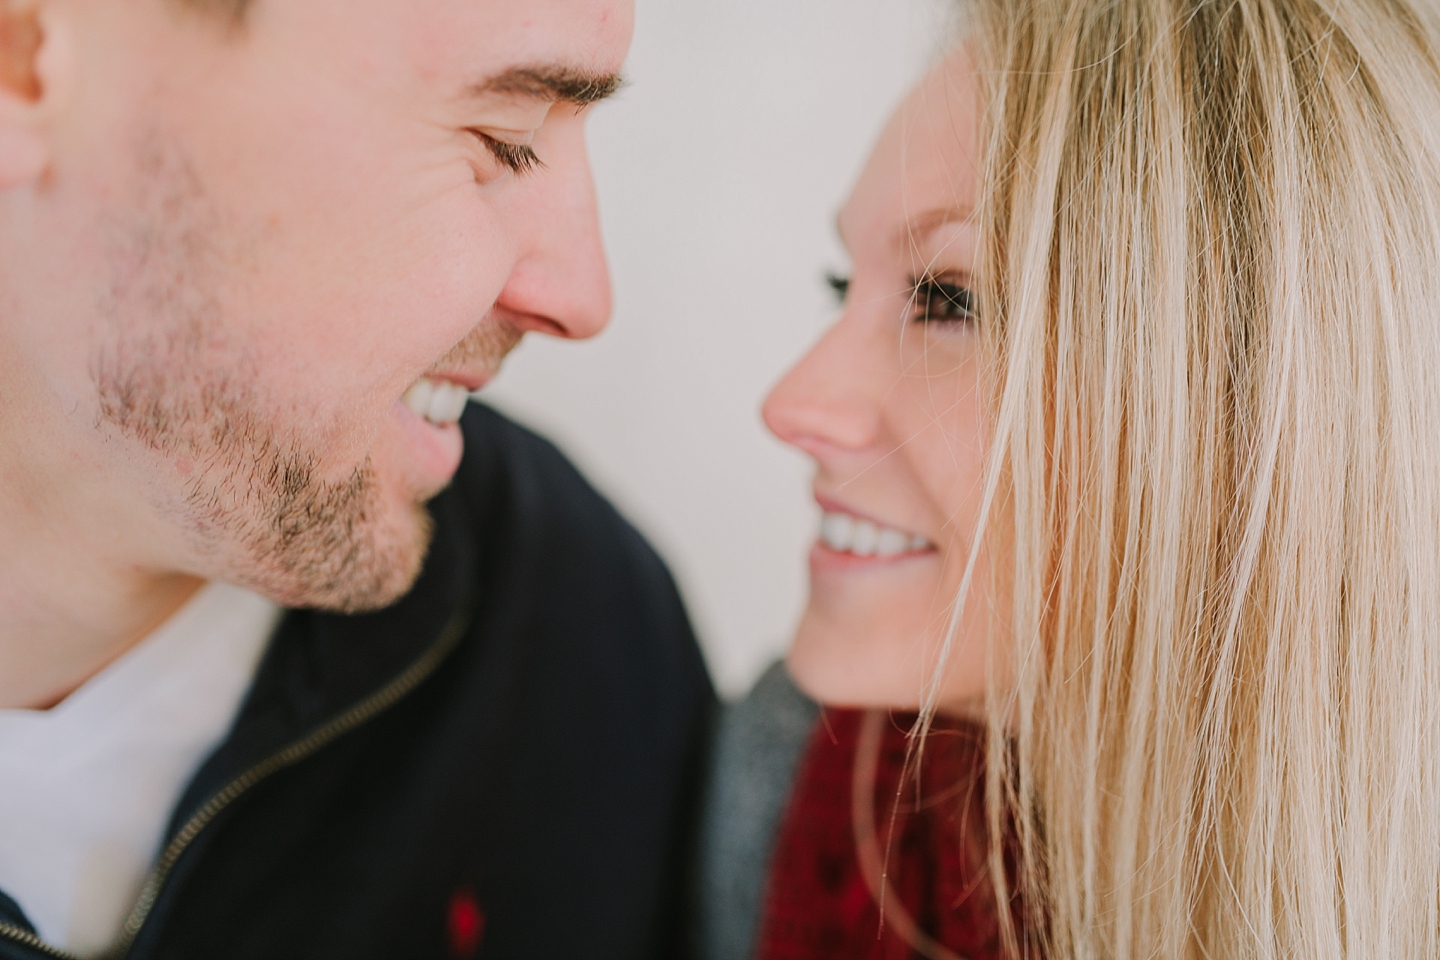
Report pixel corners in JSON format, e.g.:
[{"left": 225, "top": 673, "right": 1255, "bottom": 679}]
[
  {"left": 762, "top": 310, "right": 884, "bottom": 457},
  {"left": 491, "top": 122, "right": 611, "bottom": 341}
]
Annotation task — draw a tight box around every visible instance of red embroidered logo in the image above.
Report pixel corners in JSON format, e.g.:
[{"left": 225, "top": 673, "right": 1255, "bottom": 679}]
[{"left": 447, "top": 888, "right": 486, "bottom": 958}]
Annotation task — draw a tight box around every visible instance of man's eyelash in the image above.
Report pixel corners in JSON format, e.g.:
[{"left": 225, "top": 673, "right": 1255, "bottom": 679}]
[
  {"left": 468, "top": 131, "right": 543, "bottom": 176},
  {"left": 826, "top": 271, "right": 851, "bottom": 304}
]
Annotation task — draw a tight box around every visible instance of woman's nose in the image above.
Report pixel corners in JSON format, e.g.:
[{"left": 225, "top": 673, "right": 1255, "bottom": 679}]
[{"left": 762, "top": 311, "right": 885, "bottom": 457}]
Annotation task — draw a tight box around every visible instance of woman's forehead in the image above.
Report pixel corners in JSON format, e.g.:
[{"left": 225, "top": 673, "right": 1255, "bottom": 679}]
[{"left": 838, "top": 47, "right": 980, "bottom": 257}]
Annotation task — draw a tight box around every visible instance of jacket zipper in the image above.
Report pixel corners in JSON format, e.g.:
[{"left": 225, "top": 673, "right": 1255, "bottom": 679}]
[
  {"left": 0, "top": 923, "right": 81, "bottom": 960},
  {"left": 0, "top": 600, "right": 470, "bottom": 960},
  {"left": 114, "top": 601, "right": 471, "bottom": 957}
]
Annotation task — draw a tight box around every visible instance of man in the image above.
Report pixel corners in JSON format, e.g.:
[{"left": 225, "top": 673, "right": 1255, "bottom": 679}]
[{"left": 0, "top": 0, "right": 714, "bottom": 957}]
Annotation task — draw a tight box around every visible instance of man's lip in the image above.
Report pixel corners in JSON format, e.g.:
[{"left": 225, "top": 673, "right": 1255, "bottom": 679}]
[{"left": 421, "top": 370, "right": 491, "bottom": 393}]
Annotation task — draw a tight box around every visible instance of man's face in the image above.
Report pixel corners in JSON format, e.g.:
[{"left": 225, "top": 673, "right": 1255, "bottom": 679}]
[{"left": 2, "top": 0, "right": 631, "bottom": 610}]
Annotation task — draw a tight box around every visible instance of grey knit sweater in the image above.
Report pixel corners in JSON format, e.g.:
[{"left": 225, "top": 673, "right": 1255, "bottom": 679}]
[{"left": 691, "top": 662, "right": 821, "bottom": 960}]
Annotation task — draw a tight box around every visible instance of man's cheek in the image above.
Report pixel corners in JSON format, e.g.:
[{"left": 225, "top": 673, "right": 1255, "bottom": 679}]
[{"left": 303, "top": 224, "right": 514, "bottom": 369}]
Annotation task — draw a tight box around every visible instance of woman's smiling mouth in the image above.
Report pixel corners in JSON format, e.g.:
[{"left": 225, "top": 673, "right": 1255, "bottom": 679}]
[
  {"left": 814, "top": 502, "right": 934, "bottom": 561},
  {"left": 819, "top": 510, "right": 930, "bottom": 557}
]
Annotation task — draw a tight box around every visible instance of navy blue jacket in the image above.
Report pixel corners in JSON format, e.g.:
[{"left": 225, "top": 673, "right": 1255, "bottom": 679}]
[{"left": 0, "top": 404, "right": 715, "bottom": 960}]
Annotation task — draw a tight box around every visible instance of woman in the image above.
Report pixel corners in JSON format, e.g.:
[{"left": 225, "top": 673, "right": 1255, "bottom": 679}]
[{"left": 698, "top": 1, "right": 1440, "bottom": 958}]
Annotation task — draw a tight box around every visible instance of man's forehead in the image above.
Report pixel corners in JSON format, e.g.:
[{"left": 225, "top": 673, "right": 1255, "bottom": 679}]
[{"left": 406, "top": 0, "right": 632, "bottom": 102}]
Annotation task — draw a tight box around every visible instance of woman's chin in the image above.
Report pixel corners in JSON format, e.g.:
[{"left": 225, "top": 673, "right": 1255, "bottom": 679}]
[
  {"left": 785, "top": 605, "right": 990, "bottom": 715},
  {"left": 785, "top": 616, "right": 923, "bottom": 710}
]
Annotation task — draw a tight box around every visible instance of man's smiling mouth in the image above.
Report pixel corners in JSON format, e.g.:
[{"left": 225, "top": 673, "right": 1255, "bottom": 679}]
[{"left": 401, "top": 377, "right": 471, "bottom": 426}]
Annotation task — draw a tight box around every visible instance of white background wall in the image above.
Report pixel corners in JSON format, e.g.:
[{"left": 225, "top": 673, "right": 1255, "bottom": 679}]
[{"left": 487, "top": 0, "right": 950, "bottom": 698}]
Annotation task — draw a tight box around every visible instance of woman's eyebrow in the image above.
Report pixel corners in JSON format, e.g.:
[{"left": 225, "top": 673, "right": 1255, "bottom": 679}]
[
  {"left": 893, "top": 206, "right": 976, "bottom": 259},
  {"left": 833, "top": 205, "right": 975, "bottom": 256},
  {"left": 904, "top": 206, "right": 975, "bottom": 243},
  {"left": 463, "top": 65, "right": 626, "bottom": 106}
]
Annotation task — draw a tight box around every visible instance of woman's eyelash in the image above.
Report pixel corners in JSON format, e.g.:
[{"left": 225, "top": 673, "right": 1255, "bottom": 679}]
[
  {"left": 468, "top": 131, "right": 543, "bottom": 176},
  {"left": 824, "top": 272, "right": 976, "bottom": 325},
  {"left": 911, "top": 275, "right": 976, "bottom": 324}
]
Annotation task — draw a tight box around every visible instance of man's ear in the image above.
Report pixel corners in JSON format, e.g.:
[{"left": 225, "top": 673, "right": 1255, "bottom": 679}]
[{"left": 0, "top": 1, "right": 71, "bottom": 188}]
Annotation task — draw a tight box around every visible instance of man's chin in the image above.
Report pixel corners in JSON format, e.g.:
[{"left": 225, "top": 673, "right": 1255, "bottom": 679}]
[{"left": 233, "top": 500, "right": 437, "bottom": 615}]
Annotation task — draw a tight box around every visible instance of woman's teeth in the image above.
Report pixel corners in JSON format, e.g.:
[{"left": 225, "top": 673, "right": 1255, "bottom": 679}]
[
  {"left": 402, "top": 377, "right": 470, "bottom": 426},
  {"left": 820, "top": 511, "right": 930, "bottom": 558}
]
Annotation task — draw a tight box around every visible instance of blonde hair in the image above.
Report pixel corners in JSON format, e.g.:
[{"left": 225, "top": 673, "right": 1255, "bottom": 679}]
[{"left": 949, "top": 0, "right": 1440, "bottom": 956}]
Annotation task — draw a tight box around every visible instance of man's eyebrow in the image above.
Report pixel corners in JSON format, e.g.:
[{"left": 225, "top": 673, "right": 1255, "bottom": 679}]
[{"left": 466, "top": 66, "right": 625, "bottom": 106}]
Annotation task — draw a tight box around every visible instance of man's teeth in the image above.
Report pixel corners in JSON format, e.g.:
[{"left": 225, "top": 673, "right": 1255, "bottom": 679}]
[
  {"left": 819, "top": 511, "right": 930, "bottom": 558},
  {"left": 402, "top": 378, "right": 470, "bottom": 426}
]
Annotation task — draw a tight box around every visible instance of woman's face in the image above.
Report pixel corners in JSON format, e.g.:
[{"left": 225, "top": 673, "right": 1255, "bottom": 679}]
[{"left": 764, "top": 50, "right": 996, "bottom": 712}]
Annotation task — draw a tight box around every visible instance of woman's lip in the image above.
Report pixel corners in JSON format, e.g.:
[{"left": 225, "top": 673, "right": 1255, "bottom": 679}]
[
  {"left": 813, "top": 492, "right": 925, "bottom": 539},
  {"left": 808, "top": 540, "right": 937, "bottom": 571}
]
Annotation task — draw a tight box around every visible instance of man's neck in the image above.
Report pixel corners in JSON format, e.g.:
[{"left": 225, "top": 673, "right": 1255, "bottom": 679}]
[
  {"left": 0, "top": 395, "right": 212, "bottom": 710},
  {"left": 0, "top": 530, "right": 204, "bottom": 710}
]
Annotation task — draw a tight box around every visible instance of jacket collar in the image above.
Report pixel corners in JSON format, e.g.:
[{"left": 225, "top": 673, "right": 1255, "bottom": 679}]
[
  {"left": 167, "top": 485, "right": 477, "bottom": 834},
  {"left": 0, "top": 894, "right": 31, "bottom": 936}
]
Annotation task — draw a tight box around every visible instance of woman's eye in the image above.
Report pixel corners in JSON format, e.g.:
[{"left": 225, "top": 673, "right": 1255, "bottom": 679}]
[
  {"left": 825, "top": 271, "right": 851, "bottom": 305},
  {"left": 468, "top": 130, "right": 543, "bottom": 176},
  {"left": 911, "top": 275, "right": 976, "bottom": 325}
]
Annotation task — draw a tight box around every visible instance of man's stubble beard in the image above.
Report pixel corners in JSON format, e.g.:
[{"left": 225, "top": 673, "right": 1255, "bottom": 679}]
[{"left": 87, "top": 137, "right": 514, "bottom": 613}]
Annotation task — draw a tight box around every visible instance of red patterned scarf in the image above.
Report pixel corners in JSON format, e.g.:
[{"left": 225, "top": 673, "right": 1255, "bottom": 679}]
[{"left": 755, "top": 708, "right": 1027, "bottom": 960}]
